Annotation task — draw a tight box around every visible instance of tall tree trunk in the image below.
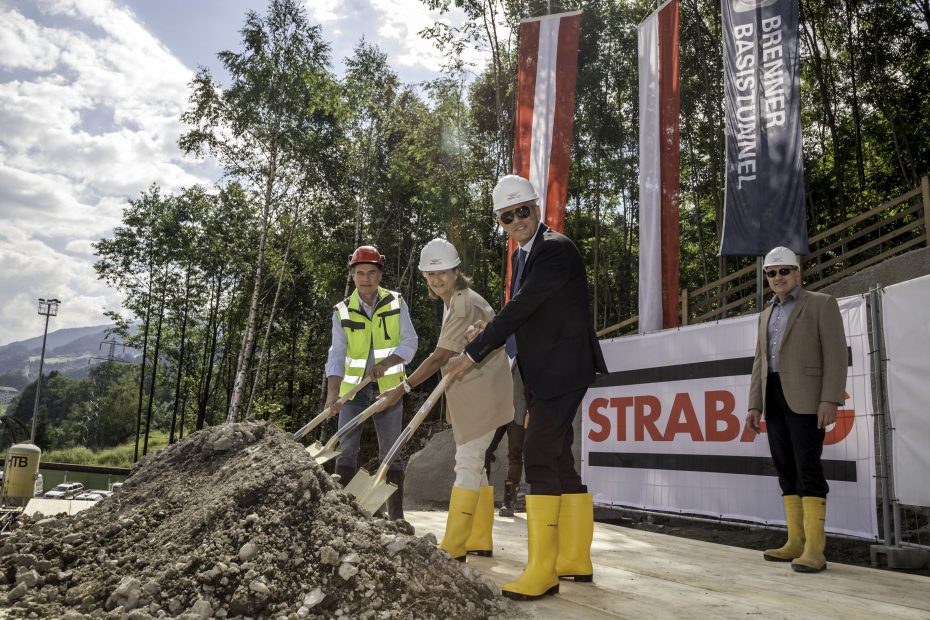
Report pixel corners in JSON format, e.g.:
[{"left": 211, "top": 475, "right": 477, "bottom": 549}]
[
  {"left": 227, "top": 149, "right": 278, "bottom": 423},
  {"left": 196, "top": 271, "right": 223, "bottom": 430},
  {"left": 246, "top": 209, "right": 297, "bottom": 419},
  {"left": 800, "top": 0, "right": 846, "bottom": 222},
  {"left": 481, "top": 0, "right": 509, "bottom": 175},
  {"left": 843, "top": 0, "right": 866, "bottom": 192},
  {"left": 178, "top": 392, "right": 189, "bottom": 441},
  {"left": 133, "top": 267, "right": 154, "bottom": 463},
  {"left": 169, "top": 269, "right": 191, "bottom": 444},
  {"left": 142, "top": 277, "right": 167, "bottom": 456}
]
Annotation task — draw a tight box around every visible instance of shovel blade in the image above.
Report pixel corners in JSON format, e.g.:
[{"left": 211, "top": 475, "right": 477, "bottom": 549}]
[
  {"left": 343, "top": 468, "right": 376, "bottom": 497},
  {"left": 306, "top": 441, "right": 341, "bottom": 465},
  {"left": 358, "top": 481, "right": 397, "bottom": 515}
]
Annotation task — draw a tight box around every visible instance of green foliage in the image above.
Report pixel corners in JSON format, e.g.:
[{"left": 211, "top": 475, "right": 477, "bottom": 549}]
[
  {"left": 59, "top": 0, "right": 928, "bottom": 459},
  {"left": 43, "top": 431, "right": 170, "bottom": 467}
]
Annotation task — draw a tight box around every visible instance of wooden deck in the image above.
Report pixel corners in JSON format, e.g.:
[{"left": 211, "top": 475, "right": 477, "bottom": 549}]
[{"left": 406, "top": 511, "right": 930, "bottom": 619}]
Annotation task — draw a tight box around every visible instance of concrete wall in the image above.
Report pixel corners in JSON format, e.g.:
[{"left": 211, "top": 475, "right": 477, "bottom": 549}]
[{"left": 820, "top": 246, "right": 930, "bottom": 298}]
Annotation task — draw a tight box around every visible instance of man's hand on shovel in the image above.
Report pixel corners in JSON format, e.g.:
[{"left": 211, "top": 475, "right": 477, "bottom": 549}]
[
  {"left": 323, "top": 397, "right": 343, "bottom": 417},
  {"left": 465, "top": 320, "right": 486, "bottom": 342},
  {"left": 366, "top": 354, "right": 404, "bottom": 381}
]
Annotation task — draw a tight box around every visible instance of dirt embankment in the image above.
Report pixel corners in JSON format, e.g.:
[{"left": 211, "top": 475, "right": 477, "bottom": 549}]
[{"left": 0, "top": 421, "right": 512, "bottom": 619}]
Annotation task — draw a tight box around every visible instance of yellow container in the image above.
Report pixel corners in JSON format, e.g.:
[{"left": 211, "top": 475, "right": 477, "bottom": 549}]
[{"left": 3, "top": 443, "right": 42, "bottom": 501}]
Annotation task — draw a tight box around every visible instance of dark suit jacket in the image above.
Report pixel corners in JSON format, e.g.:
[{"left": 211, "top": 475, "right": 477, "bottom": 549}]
[{"left": 466, "top": 224, "right": 607, "bottom": 400}]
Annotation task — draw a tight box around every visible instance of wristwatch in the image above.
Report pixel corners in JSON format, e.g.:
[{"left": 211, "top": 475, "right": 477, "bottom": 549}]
[{"left": 401, "top": 380, "right": 413, "bottom": 394}]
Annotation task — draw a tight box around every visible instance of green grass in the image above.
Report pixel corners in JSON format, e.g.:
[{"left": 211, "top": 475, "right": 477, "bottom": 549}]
[{"left": 43, "top": 431, "right": 171, "bottom": 468}]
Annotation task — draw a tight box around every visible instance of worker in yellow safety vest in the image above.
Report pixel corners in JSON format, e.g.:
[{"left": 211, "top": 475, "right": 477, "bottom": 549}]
[{"left": 324, "top": 245, "right": 418, "bottom": 520}]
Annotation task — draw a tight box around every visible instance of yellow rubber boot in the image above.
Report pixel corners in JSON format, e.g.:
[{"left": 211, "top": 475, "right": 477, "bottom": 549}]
[
  {"left": 465, "top": 485, "right": 494, "bottom": 557},
  {"left": 556, "top": 492, "right": 594, "bottom": 582},
  {"left": 502, "top": 495, "right": 561, "bottom": 600},
  {"left": 792, "top": 496, "right": 827, "bottom": 572},
  {"left": 439, "top": 486, "right": 480, "bottom": 561},
  {"left": 764, "top": 495, "right": 805, "bottom": 561}
]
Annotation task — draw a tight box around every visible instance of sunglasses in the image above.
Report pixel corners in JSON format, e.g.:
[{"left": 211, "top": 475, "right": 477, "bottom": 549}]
[
  {"left": 765, "top": 267, "right": 798, "bottom": 278},
  {"left": 498, "top": 205, "right": 532, "bottom": 225}
]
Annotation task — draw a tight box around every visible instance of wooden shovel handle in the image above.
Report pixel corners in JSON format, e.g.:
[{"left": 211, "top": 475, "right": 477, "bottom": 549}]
[
  {"left": 372, "top": 376, "right": 451, "bottom": 480},
  {"left": 292, "top": 376, "right": 372, "bottom": 440}
]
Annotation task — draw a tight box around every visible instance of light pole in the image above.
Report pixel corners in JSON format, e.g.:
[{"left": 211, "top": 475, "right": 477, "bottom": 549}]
[{"left": 31, "top": 298, "right": 60, "bottom": 444}]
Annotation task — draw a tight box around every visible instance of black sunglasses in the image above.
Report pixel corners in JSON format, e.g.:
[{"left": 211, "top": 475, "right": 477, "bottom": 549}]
[
  {"left": 499, "top": 205, "right": 532, "bottom": 225},
  {"left": 765, "top": 267, "right": 797, "bottom": 278}
]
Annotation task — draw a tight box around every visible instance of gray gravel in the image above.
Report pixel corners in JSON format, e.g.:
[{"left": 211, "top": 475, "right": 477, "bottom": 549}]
[{"left": 0, "top": 421, "right": 513, "bottom": 619}]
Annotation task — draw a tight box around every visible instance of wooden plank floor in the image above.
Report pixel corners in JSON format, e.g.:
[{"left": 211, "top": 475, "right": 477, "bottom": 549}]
[{"left": 406, "top": 511, "right": 930, "bottom": 619}]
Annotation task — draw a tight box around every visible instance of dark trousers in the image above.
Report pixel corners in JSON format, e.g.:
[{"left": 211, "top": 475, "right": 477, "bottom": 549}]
[
  {"left": 484, "top": 421, "right": 525, "bottom": 483},
  {"left": 524, "top": 386, "right": 588, "bottom": 496},
  {"left": 765, "top": 374, "right": 829, "bottom": 498}
]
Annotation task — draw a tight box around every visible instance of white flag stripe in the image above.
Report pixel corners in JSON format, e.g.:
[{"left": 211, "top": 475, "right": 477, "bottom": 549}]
[
  {"left": 638, "top": 11, "right": 662, "bottom": 334},
  {"left": 529, "top": 16, "right": 561, "bottom": 223}
]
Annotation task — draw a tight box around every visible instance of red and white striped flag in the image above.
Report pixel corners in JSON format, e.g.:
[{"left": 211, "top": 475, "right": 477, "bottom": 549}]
[
  {"left": 508, "top": 10, "right": 582, "bottom": 299},
  {"left": 638, "top": 0, "right": 681, "bottom": 333}
]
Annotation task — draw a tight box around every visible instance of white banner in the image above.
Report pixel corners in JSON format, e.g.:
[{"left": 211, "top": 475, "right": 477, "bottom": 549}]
[
  {"left": 882, "top": 274, "right": 930, "bottom": 508},
  {"left": 637, "top": 8, "right": 662, "bottom": 334},
  {"left": 583, "top": 296, "right": 877, "bottom": 538}
]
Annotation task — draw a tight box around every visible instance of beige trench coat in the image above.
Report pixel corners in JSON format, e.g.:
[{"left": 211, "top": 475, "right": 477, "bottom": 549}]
[{"left": 438, "top": 288, "right": 514, "bottom": 444}]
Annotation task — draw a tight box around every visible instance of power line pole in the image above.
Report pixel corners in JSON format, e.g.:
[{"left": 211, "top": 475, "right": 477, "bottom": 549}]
[{"left": 31, "top": 298, "right": 60, "bottom": 444}]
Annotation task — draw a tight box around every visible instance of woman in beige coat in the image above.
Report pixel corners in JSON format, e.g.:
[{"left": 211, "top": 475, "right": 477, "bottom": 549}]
[{"left": 382, "top": 238, "right": 513, "bottom": 560}]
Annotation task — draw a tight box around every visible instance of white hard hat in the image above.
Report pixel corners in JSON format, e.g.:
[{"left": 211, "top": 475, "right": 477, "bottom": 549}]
[
  {"left": 418, "top": 238, "right": 461, "bottom": 271},
  {"left": 763, "top": 246, "right": 800, "bottom": 268},
  {"left": 492, "top": 175, "right": 538, "bottom": 212}
]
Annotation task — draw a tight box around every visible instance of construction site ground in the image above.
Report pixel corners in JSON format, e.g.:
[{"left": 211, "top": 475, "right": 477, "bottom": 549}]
[
  {"left": 5, "top": 420, "right": 930, "bottom": 619},
  {"left": 404, "top": 510, "right": 930, "bottom": 620}
]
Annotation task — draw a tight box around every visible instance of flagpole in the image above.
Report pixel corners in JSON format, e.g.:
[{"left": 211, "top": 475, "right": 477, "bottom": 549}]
[{"left": 756, "top": 257, "right": 764, "bottom": 311}]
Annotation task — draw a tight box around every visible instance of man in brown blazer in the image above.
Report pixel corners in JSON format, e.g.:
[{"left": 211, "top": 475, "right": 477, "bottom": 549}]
[{"left": 746, "top": 246, "right": 848, "bottom": 573}]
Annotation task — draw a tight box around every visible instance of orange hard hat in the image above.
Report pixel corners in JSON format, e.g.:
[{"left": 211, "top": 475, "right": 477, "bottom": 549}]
[{"left": 348, "top": 245, "right": 385, "bottom": 269}]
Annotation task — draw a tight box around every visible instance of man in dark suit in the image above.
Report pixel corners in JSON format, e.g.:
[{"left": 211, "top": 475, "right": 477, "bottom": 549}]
[{"left": 445, "top": 174, "right": 607, "bottom": 600}]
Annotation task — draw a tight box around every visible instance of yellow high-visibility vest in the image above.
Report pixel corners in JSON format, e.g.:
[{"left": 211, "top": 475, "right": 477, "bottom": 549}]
[{"left": 336, "top": 287, "right": 406, "bottom": 396}]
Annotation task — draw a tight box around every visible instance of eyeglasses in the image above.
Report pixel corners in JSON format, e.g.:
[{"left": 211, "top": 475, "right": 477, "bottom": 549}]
[
  {"left": 765, "top": 267, "right": 798, "bottom": 278},
  {"left": 498, "top": 205, "right": 532, "bottom": 225}
]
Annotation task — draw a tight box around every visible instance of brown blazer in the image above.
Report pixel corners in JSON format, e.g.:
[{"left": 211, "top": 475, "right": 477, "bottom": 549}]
[{"left": 749, "top": 288, "right": 848, "bottom": 415}]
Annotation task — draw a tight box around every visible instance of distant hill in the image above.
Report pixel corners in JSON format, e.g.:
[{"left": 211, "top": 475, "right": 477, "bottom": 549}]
[{"left": 0, "top": 325, "right": 139, "bottom": 389}]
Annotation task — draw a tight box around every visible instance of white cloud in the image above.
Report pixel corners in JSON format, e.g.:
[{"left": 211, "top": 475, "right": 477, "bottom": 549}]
[
  {"left": 304, "top": 0, "right": 497, "bottom": 80},
  {"left": 0, "top": 0, "right": 212, "bottom": 345},
  {"left": 0, "top": 9, "right": 61, "bottom": 71},
  {"left": 0, "top": 0, "right": 499, "bottom": 346}
]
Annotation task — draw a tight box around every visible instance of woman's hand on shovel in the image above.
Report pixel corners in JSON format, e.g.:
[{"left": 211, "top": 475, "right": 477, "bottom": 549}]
[
  {"left": 381, "top": 384, "right": 405, "bottom": 408},
  {"left": 443, "top": 353, "right": 473, "bottom": 380}
]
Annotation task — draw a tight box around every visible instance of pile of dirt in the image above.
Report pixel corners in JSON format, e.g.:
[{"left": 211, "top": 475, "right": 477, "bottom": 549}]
[{"left": 0, "top": 422, "right": 512, "bottom": 619}]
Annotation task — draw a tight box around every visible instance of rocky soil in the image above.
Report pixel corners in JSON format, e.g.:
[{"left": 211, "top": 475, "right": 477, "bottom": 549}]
[{"left": 0, "top": 422, "right": 514, "bottom": 619}]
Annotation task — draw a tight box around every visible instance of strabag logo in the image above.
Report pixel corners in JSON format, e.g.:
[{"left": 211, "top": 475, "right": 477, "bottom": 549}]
[{"left": 732, "top": 0, "right": 778, "bottom": 11}]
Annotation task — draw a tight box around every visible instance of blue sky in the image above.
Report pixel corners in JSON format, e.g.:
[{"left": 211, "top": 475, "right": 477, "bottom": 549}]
[{"left": 0, "top": 0, "right": 491, "bottom": 346}]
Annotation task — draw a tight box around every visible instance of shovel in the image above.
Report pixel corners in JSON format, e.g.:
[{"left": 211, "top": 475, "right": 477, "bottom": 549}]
[
  {"left": 305, "top": 394, "right": 391, "bottom": 465},
  {"left": 345, "top": 376, "right": 450, "bottom": 514},
  {"left": 292, "top": 377, "right": 371, "bottom": 442}
]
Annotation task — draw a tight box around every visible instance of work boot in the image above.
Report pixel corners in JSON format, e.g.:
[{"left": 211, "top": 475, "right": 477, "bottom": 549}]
[
  {"left": 465, "top": 485, "right": 494, "bottom": 557},
  {"left": 792, "top": 497, "right": 827, "bottom": 572},
  {"left": 386, "top": 469, "right": 405, "bottom": 521},
  {"left": 440, "top": 486, "right": 480, "bottom": 561},
  {"left": 555, "top": 492, "right": 594, "bottom": 582},
  {"left": 764, "top": 495, "right": 805, "bottom": 562},
  {"left": 334, "top": 465, "right": 357, "bottom": 488},
  {"left": 500, "top": 480, "right": 516, "bottom": 517},
  {"left": 501, "top": 495, "right": 561, "bottom": 601}
]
